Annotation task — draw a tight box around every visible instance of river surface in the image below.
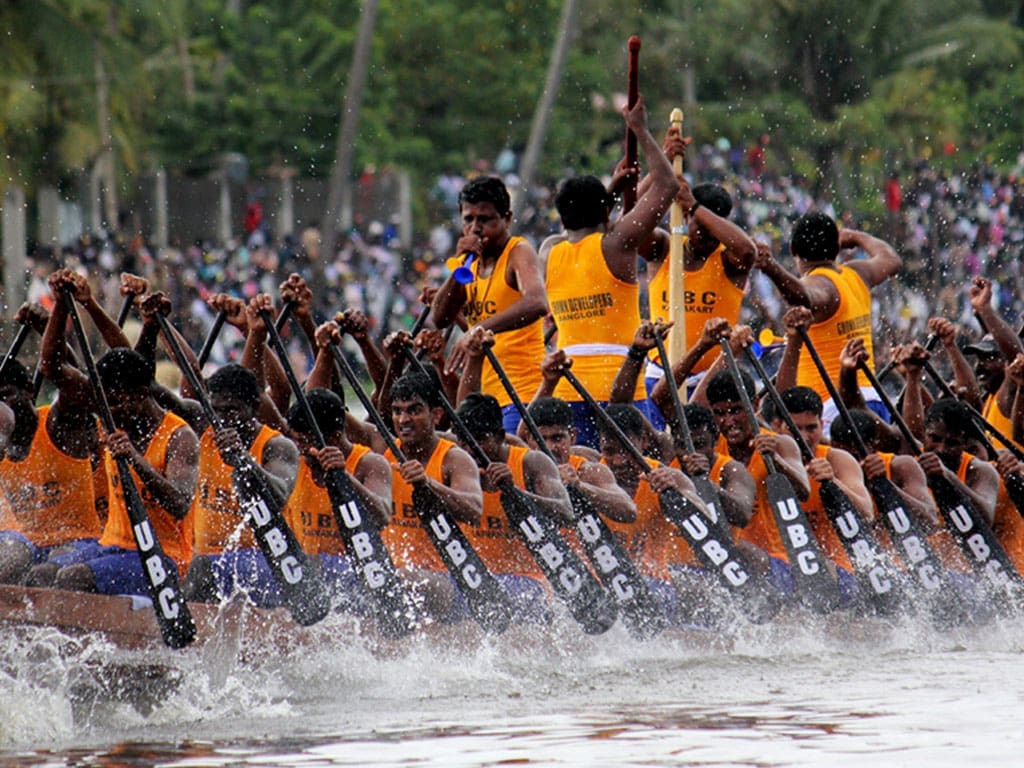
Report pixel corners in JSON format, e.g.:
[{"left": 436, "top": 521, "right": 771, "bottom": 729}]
[{"left": 1, "top": 605, "right": 1022, "bottom": 767}]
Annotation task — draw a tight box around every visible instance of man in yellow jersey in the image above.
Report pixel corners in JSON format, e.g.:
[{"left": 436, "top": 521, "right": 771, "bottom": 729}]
[
  {"left": 0, "top": 287, "right": 107, "bottom": 586},
  {"left": 761, "top": 386, "right": 874, "bottom": 606},
  {"left": 380, "top": 370, "right": 484, "bottom": 623},
  {"left": 754, "top": 211, "right": 901, "bottom": 437},
  {"left": 432, "top": 176, "right": 548, "bottom": 433},
  {"left": 183, "top": 360, "right": 300, "bottom": 607},
  {"left": 542, "top": 95, "right": 679, "bottom": 447},
  {"left": 453, "top": 393, "right": 573, "bottom": 622},
  {"left": 285, "top": 388, "right": 392, "bottom": 614},
  {"left": 641, "top": 133, "right": 757, "bottom": 429},
  {"left": 52, "top": 347, "right": 199, "bottom": 597}
]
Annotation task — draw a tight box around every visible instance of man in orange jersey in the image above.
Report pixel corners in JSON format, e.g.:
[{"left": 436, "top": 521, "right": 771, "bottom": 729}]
[
  {"left": 755, "top": 211, "right": 901, "bottom": 437},
  {"left": 0, "top": 289, "right": 108, "bottom": 585},
  {"left": 542, "top": 95, "right": 679, "bottom": 447},
  {"left": 432, "top": 176, "right": 548, "bottom": 433},
  {"left": 52, "top": 347, "right": 199, "bottom": 597},
  {"left": 596, "top": 404, "right": 702, "bottom": 624},
  {"left": 761, "top": 386, "right": 874, "bottom": 606},
  {"left": 453, "top": 393, "right": 572, "bottom": 622},
  {"left": 285, "top": 388, "right": 392, "bottom": 613},
  {"left": 183, "top": 360, "right": 300, "bottom": 606},
  {"left": 380, "top": 370, "right": 484, "bottom": 622}
]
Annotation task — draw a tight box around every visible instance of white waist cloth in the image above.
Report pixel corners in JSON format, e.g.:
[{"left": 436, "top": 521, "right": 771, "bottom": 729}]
[{"left": 561, "top": 343, "right": 630, "bottom": 357}]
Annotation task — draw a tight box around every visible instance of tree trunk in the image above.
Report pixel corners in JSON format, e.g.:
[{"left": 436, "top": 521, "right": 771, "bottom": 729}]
[
  {"left": 321, "top": 0, "right": 379, "bottom": 281},
  {"left": 511, "top": 0, "right": 578, "bottom": 222}
]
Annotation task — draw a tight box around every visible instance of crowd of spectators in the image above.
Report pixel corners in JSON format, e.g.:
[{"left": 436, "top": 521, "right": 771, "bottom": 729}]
[{"left": 19, "top": 140, "right": 1024, "bottom": 379}]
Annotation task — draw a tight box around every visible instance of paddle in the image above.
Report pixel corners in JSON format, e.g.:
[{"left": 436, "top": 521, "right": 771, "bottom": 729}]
[
  {"left": 913, "top": 357, "right": 1024, "bottom": 596},
  {"left": 742, "top": 345, "right": 904, "bottom": 615},
  {"left": 716, "top": 337, "right": 840, "bottom": 613},
  {"left": 479, "top": 339, "right": 667, "bottom": 638},
  {"left": 558, "top": 365, "right": 757, "bottom": 600},
  {"left": 794, "top": 327, "right": 956, "bottom": 607},
  {"left": 0, "top": 324, "right": 32, "bottom": 383},
  {"left": 197, "top": 311, "right": 228, "bottom": 368},
  {"left": 257, "top": 307, "right": 421, "bottom": 637},
  {"left": 62, "top": 289, "right": 196, "bottom": 649},
  {"left": 325, "top": 336, "right": 513, "bottom": 634},
  {"left": 651, "top": 330, "right": 729, "bottom": 533},
  {"left": 402, "top": 350, "right": 618, "bottom": 635},
  {"left": 153, "top": 310, "right": 330, "bottom": 627}
]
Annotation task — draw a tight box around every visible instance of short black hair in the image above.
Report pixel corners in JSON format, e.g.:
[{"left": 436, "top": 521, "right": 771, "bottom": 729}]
[
  {"left": 925, "top": 397, "right": 980, "bottom": 440},
  {"left": 96, "top": 348, "right": 155, "bottom": 393},
  {"left": 459, "top": 177, "right": 511, "bottom": 217},
  {"left": 391, "top": 371, "right": 443, "bottom": 410},
  {"left": 830, "top": 408, "right": 877, "bottom": 449},
  {"left": 555, "top": 176, "right": 613, "bottom": 230},
  {"left": 693, "top": 183, "right": 733, "bottom": 218},
  {"left": 206, "top": 363, "right": 262, "bottom": 409},
  {"left": 598, "top": 403, "right": 645, "bottom": 440},
  {"left": 706, "top": 369, "right": 756, "bottom": 405},
  {"left": 287, "top": 388, "right": 347, "bottom": 436},
  {"left": 790, "top": 210, "right": 839, "bottom": 262},
  {"left": 455, "top": 392, "right": 504, "bottom": 438},
  {"left": 527, "top": 396, "right": 574, "bottom": 429},
  {"left": 682, "top": 402, "right": 718, "bottom": 438},
  {"left": 0, "top": 360, "right": 32, "bottom": 393},
  {"left": 779, "top": 386, "right": 822, "bottom": 418}
]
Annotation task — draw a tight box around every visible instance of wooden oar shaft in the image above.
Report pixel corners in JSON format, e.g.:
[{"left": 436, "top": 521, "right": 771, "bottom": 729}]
[
  {"left": 0, "top": 324, "right": 32, "bottom": 382},
  {"left": 197, "top": 311, "right": 227, "bottom": 368}
]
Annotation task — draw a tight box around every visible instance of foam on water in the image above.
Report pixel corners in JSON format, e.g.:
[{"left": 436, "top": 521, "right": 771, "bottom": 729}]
[{"left": 3, "top": 604, "right": 1024, "bottom": 765}]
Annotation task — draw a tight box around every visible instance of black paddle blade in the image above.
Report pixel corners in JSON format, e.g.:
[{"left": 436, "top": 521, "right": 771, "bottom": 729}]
[
  {"left": 764, "top": 473, "right": 842, "bottom": 614},
  {"left": 569, "top": 487, "right": 667, "bottom": 639},
  {"left": 232, "top": 462, "right": 331, "bottom": 627},
  {"left": 928, "top": 475, "right": 1024, "bottom": 605},
  {"left": 1004, "top": 472, "right": 1024, "bottom": 519},
  {"left": 117, "top": 460, "right": 197, "bottom": 649},
  {"left": 501, "top": 486, "right": 618, "bottom": 635},
  {"left": 325, "top": 471, "right": 420, "bottom": 639},
  {"left": 818, "top": 479, "right": 905, "bottom": 616},
  {"left": 412, "top": 485, "right": 513, "bottom": 634}
]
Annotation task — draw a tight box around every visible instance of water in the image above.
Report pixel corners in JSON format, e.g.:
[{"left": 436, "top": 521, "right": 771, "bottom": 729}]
[{"left": 2, "top": 608, "right": 1023, "bottom": 767}]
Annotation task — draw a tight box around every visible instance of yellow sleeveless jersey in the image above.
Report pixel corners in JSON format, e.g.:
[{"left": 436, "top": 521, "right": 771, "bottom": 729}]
[
  {"left": 795, "top": 265, "right": 874, "bottom": 400},
  {"left": 383, "top": 438, "right": 454, "bottom": 572},
  {"left": 99, "top": 411, "right": 193, "bottom": 571},
  {"left": 0, "top": 405, "right": 101, "bottom": 546},
  {"left": 286, "top": 444, "right": 371, "bottom": 556},
  {"left": 983, "top": 393, "right": 1017, "bottom": 453},
  {"left": 192, "top": 424, "right": 281, "bottom": 555},
  {"left": 462, "top": 236, "right": 545, "bottom": 407},
  {"left": 648, "top": 242, "right": 746, "bottom": 374},
  {"left": 547, "top": 232, "right": 644, "bottom": 401}
]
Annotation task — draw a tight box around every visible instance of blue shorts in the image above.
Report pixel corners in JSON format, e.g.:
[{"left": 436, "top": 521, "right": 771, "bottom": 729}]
[
  {"left": 442, "top": 572, "right": 552, "bottom": 625},
  {"left": 208, "top": 549, "right": 284, "bottom": 609},
  {"left": 643, "top": 376, "right": 668, "bottom": 433},
  {"left": 836, "top": 565, "right": 859, "bottom": 608},
  {"left": 566, "top": 399, "right": 655, "bottom": 449},
  {"left": 319, "top": 553, "right": 366, "bottom": 614},
  {"left": 767, "top": 556, "right": 795, "bottom": 596},
  {"left": 0, "top": 532, "right": 102, "bottom": 567},
  {"left": 78, "top": 545, "right": 179, "bottom": 598},
  {"left": 501, "top": 404, "right": 522, "bottom": 435}
]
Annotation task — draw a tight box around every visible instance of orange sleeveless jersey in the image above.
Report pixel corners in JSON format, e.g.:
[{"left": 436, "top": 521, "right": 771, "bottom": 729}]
[
  {"left": 461, "top": 236, "right": 545, "bottom": 407},
  {"left": 547, "top": 232, "right": 644, "bottom": 401},
  {"left": 382, "top": 438, "right": 454, "bottom": 572},
  {"left": 285, "top": 444, "right": 371, "bottom": 556},
  {"left": 192, "top": 424, "right": 281, "bottom": 555},
  {"left": 794, "top": 265, "right": 874, "bottom": 400},
  {"left": 601, "top": 457, "right": 673, "bottom": 579},
  {"left": 0, "top": 405, "right": 101, "bottom": 546},
  {"left": 802, "top": 444, "right": 854, "bottom": 572},
  {"left": 461, "top": 445, "right": 544, "bottom": 578},
  {"left": 648, "top": 243, "right": 746, "bottom": 374},
  {"left": 716, "top": 430, "right": 789, "bottom": 561},
  {"left": 992, "top": 470, "right": 1024, "bottom": 576},
  {"left": 99, "top": 411, "right": 193, "bottom": 571}
]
